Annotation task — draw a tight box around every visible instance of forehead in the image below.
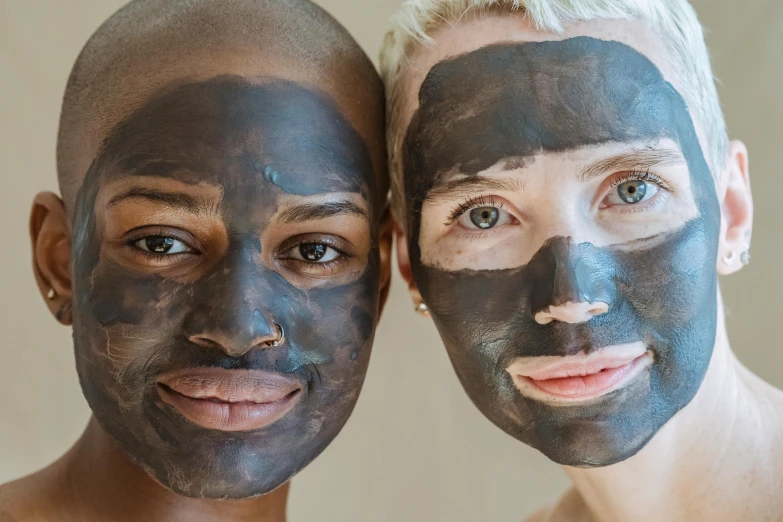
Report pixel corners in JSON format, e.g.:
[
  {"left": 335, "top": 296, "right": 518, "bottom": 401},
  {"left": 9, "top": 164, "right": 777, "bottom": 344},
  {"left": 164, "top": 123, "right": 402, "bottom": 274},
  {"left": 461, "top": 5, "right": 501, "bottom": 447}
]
[
  {"left": 405, "top": 37, "right": 696, "bottom": 181},
  {"left": 398, "top": 16, "right": 681, "bottom": 140},
  {"left": 95, "top": 76, "right": 374, "bottom": 198}
]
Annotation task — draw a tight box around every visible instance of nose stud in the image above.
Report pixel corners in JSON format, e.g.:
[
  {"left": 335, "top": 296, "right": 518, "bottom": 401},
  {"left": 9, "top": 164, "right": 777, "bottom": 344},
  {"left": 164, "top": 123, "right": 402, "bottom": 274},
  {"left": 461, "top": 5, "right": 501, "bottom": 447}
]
[{"left": 265, "top": 323, "right": 285, "bottom": 347}]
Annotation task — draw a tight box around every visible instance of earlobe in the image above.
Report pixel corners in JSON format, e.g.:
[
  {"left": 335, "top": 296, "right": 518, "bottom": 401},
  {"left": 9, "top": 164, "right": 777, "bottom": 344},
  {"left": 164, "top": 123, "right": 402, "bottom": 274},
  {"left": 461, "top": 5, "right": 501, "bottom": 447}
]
[
  {"left": 30, "top": 192, "right": 73, "bottom": 325},
  {"left": 716, "top": 140, "right": 753, "bottom": 276},
  {"left": 394, "top": 219, "right": 427, "bottom": 314}
]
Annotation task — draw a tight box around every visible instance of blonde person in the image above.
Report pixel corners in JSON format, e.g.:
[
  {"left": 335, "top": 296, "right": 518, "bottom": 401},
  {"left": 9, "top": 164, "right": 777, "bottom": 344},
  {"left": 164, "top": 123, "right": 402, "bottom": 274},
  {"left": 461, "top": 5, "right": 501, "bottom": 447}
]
[{"left": 380, "top": 1, "right": 783, "bottom": 521}]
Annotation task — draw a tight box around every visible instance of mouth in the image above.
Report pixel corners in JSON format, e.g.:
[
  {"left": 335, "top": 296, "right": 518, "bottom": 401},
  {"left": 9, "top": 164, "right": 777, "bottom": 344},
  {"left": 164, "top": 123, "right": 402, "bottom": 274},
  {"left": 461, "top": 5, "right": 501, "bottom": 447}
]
[
  {"left": 506, "top": 342, "right": 653, "bottom": 404},
  {"left": 156, "top": 367, "right": 303, "bottom": 432}
]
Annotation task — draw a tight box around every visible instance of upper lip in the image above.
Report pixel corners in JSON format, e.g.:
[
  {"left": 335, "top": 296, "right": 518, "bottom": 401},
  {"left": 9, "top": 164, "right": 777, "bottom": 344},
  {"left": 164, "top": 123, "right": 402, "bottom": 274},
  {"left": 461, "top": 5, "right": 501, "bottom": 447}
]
[
  {"left": 157, "top": 367, "right": 302, "bottom": 403},
  {"left": 506, "top": 342, "right": 649, "bottom": 381}
]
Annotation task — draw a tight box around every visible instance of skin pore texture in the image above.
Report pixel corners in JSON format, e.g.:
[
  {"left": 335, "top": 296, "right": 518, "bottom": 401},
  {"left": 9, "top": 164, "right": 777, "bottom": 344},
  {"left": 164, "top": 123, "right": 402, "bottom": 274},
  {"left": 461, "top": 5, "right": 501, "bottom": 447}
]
[
  {"left": 395, "top": 14, "right": 783, "bottom": 522},
  {"left": 2, "top": 1, "right": 389, "bottom": 520}
]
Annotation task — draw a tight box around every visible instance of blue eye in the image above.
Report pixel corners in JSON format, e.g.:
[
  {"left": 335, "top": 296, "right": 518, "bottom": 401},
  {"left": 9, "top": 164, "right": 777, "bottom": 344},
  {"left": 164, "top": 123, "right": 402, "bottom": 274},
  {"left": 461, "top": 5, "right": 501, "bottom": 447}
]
[
  {"left": 607, "top": 179, "right": 660, "bottom": 206},
  {"left": 618, "top": 180, "right": 647, "bottom": 203},
  {"left": 135, "top": 236, "right": 191, "bottom": 255},
  {"left": 457, "top": 205, "right": 511, "bottom": 231},
  {"left": 469, "top": 207, "right": 500, "bottom": 229}
]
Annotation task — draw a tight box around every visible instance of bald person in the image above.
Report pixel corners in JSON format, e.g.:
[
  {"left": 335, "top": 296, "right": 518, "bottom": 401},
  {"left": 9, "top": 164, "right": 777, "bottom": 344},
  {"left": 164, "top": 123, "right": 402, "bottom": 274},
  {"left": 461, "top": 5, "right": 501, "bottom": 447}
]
[{"left": 0, "top": 1, "right": 390, "bottom": 520}]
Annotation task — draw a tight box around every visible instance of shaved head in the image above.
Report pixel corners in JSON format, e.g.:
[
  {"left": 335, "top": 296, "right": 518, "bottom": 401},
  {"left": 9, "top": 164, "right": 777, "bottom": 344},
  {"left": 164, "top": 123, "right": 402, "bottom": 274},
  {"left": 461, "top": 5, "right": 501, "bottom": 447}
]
[
  {"left": 57, "top": 0, "right": 386, "bottom": 211},
  {"left": 37, "top": 0, "right": 391, "bottom": 499}
]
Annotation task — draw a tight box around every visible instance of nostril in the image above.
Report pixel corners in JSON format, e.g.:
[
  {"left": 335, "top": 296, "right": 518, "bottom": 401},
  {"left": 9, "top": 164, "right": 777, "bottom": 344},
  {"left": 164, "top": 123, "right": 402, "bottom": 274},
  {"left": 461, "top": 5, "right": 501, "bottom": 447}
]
[
  {"left": 587, "top": 302, "right": 610, "bottom": 317},
  {"left": 189, "top": 335, "right": 222, "bottom": 350},
  {"left": 535, "top": 301, "right": 609, "bottom": 325}
]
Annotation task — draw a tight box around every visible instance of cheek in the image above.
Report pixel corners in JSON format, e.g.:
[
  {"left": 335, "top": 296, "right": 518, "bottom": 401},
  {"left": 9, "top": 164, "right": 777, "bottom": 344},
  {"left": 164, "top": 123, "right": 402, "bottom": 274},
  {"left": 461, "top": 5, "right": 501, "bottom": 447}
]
[
  {"left": 617, "top": 222, "right": 718, "bottom": 325},
  {"left": 75, "top": 258, "right": 187, "bottom": 383},
  {"left": 291, "top": 269, "right": 377, "bottom": 359}
]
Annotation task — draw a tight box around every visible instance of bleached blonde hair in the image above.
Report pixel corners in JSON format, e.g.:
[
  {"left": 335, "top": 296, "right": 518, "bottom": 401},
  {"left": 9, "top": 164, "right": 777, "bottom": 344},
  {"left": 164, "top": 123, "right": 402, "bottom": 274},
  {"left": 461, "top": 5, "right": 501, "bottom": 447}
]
[{"left": 379, "top": 0, "right": 729, "bottom": 222}]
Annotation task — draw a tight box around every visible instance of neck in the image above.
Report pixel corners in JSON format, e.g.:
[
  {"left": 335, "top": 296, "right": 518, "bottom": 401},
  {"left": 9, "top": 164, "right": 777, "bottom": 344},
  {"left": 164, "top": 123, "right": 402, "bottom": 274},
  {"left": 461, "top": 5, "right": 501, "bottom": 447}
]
[
  {"left": 52, "top": 418, "right": 289, "bottom": 522},
  {"left": 563, "top": 314, "right": 783, "bottom": 522}
]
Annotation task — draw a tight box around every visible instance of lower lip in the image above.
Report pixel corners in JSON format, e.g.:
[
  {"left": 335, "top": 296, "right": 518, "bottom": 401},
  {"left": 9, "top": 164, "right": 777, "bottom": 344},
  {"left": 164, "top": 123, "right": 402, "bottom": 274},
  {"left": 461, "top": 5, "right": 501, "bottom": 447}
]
[
  {"left": 157, "top": 384, "right": 302, "bottom": 432},
  {"left": 525, "top": 353, "right": 651, "bottom": 402}
]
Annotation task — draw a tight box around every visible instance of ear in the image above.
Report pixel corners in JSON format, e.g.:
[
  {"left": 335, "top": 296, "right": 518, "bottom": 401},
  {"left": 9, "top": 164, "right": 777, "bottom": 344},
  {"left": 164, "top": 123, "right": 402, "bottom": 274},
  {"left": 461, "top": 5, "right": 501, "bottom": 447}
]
[
  {"left": 377, "top": 207, "right": 393, "bottom": 316},
  {"left": 394, "top": 218, "right": 425, "bottom": 312},
  {"left": 30, "top": 192, "right": 73, "bottom": 325},
  {"left": 716, "top": 140, "right": 753, "bottom": 276}
]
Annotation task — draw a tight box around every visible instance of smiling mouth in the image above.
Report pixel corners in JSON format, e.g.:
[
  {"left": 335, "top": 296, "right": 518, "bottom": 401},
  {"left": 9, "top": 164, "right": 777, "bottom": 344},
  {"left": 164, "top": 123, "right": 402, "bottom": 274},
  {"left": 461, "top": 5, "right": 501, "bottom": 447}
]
[
  {"left": 156, "top": 368, "right": 303, "bottom": 432},
  {"left": 506, "top": 343, "right": 653, "bottom": 404}
]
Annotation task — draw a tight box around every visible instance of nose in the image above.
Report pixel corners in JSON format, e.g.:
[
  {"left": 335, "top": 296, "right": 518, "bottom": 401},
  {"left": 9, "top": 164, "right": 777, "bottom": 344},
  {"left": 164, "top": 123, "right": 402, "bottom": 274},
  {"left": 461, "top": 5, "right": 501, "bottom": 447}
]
[
  {"left": 526, "top": 236, "right": 615, "bottom": 325},
  {"left": 534, "top": 301, "right": 609, "bottom": 325},
  {"left": 183, "top": 246, "right": 283, "bottom": 358},
  {"left": 188, "top": 310, "right": 281, "bottom": 357}
]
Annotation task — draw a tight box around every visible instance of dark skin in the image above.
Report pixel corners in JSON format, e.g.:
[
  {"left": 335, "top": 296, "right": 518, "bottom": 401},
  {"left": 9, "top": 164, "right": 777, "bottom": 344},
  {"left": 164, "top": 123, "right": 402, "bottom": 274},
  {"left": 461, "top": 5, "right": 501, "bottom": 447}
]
[
  {"left": 401, "top": 38, "right": 720, "bottom": 467},
  {"left": 6, "top": 70, "right": 390, "bottom": 522}
]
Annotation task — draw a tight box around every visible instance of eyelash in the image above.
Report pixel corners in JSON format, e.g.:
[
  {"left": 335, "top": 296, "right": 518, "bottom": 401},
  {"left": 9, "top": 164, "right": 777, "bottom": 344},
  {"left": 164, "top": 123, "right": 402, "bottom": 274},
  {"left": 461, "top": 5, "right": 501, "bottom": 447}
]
[{"left": 444, "top": 194, "right": 505, "bottom": 226}]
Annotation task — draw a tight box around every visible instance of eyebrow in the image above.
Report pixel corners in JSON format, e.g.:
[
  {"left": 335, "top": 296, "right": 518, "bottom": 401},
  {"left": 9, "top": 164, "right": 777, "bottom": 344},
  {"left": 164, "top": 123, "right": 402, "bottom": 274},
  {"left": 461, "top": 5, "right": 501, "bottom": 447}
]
[
  {"left": 107, "top": 187, "right": 216, "bottom": 214},
  {"left": 578, "top": 148, "right": 686, "bottom": 182},
  {"left": 424, "top": 177, "right": 525, "bottom": 205},
  {"left": 276, "top": 201, "right": 368, "bottom": 224}
]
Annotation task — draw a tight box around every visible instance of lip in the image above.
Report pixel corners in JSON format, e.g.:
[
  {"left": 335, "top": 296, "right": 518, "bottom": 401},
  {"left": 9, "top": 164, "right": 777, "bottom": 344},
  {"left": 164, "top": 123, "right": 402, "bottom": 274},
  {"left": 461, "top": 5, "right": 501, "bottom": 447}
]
[
  {"left": 506, "top": 342, "right": 653, "bottom": 404},
  {"left": 157, "top": 368, "right": 303, "bottom": 432}
]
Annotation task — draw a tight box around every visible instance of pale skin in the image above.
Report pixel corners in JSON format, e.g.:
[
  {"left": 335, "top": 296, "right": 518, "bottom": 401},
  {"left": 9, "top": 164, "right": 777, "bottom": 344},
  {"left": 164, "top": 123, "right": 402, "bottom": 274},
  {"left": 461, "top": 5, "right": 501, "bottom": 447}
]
[{"left": 395, "top": 14, "right": 783, "bottom": 522}]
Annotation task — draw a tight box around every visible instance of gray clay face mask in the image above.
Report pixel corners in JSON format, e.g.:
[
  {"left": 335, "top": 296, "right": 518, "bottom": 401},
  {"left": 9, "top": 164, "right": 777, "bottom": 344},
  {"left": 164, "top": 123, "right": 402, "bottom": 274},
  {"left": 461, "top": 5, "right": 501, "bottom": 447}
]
[
  {"left": 402, "top": 38, "right": 721, "bottom": 466},
  {"left": 71, "top": 76, "right": 381, "bottom": 498}
]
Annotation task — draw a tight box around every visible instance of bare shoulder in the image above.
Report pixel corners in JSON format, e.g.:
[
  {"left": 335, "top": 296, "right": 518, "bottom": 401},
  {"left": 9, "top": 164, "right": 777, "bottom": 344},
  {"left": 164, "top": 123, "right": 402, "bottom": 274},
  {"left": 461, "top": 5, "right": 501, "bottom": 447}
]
[{"left": 0, "top": 469, "right": 64, "bottom": 522}]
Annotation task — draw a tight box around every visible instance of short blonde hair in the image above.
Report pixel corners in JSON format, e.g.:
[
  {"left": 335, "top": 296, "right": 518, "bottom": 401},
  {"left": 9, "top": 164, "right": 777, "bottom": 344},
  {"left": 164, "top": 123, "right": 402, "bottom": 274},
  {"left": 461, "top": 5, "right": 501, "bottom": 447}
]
[{"left": 379, "top": 0, "right": 729, "bottom": 222}]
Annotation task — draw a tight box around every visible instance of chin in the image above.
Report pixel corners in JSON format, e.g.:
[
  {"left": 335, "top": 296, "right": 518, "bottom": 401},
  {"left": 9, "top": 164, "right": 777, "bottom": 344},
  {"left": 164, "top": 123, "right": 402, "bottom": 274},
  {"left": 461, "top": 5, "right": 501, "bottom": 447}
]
[
  {"left": 142, "top": 455, "right": 293, "bottom": 500},
  {"left": 533, "top": 422, "right": 656, "bottom": 468}
]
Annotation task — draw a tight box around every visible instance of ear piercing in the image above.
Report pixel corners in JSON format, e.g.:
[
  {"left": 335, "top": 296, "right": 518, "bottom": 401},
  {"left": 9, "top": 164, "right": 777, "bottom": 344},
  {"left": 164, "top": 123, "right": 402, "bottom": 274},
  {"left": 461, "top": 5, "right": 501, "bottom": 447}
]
[
  {"left": 741, "top": 230, "right": 752, "bottom": 266},
  {"left": 265, "top": 323, "right": 285, "bottom": 347},
  {"left": 414, "top": 302, "right": 430, "bottom": 317},
  {"left": 723, "top": 246, "right": 751, "bottom": 267},
  {"left": 47, "top": 288, "right": 57, "bottom": 300}
]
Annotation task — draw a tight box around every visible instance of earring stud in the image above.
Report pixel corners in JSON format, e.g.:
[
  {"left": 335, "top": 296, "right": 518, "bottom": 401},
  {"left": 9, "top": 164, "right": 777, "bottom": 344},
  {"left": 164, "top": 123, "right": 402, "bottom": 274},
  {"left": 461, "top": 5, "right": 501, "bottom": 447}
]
[
  {"left": 47, "top": 288, "right": 56, "bottom": 300},
  {"left": 741, "top": 249, "right": 751, "bottom": 266},
  {"left": 414, "top": 302, "right": 430, "bottom": 316}
]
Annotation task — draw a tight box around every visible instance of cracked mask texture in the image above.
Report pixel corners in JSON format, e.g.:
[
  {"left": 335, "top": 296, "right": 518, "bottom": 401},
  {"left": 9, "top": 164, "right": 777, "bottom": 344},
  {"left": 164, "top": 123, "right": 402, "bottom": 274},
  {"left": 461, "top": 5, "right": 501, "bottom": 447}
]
[
  {"left": 71, "top": 76, "right": 381, "bottom": 498},
  {"left": 402, "top": 38, "right": 721, "bottom": 466}
]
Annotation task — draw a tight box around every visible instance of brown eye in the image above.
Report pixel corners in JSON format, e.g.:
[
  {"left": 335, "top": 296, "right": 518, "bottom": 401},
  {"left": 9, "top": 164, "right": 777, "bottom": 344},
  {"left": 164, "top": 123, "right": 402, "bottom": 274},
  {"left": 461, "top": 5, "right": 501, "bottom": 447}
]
[
  {"left": 135, "top": 236, "right": 192, "bottom": 255},
  {"left": 300, "top": 243, "right": 327, "bottom": 261},
  {"left": 287, "top": 242, "right": 340, "bottom": 263}
]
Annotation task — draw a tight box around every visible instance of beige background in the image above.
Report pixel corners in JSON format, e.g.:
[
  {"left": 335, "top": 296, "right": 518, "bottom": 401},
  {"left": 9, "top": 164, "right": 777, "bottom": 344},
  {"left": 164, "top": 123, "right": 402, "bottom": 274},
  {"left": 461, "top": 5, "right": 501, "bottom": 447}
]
[{"left": 0, "top": 1, "right": 780, "bottom": 520}]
